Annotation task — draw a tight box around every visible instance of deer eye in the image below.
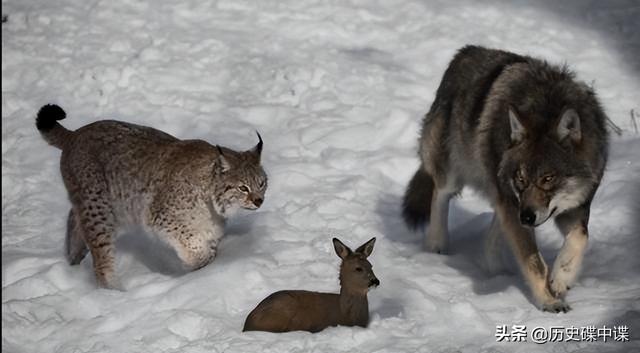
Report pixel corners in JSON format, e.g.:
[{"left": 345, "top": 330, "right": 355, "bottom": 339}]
[
  {"left": 238, "top": 185, "right": 250, "bottom": 193},
  {"left": 355, "top": 267, "right": 363, "bottom": 272}
]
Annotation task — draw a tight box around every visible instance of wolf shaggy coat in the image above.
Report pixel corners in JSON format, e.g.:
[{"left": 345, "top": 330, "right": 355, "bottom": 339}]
[{"left": 403, "top": 45, "right": 608, "bottom": 312}]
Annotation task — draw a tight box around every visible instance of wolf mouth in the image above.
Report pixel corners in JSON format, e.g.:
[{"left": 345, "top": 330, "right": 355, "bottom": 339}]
[{"left": 535, "top": 206, "right": 558, "bottom": 227}]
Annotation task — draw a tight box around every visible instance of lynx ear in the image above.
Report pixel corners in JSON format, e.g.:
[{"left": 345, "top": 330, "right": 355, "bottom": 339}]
[
  {"left": 333, "top": 238, "right": 352, "bottom": 259},
  {"left": 355, "top": 237, "right": 376, "bottom": 258},
  {"left": 557, "top": 108, "right": 581, "bottom": 142},
  {"left": 216, "top": 146, "right": 231, "bottom": 173},
  {"left": 509, "top": 107, "right": 526, "bottom": 143},
  {"left": 249, "top": 131, "right": 263, "bottom": 158}
]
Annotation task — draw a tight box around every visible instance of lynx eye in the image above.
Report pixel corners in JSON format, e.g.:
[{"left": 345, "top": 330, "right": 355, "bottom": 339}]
[
  {"left": 542, "top": 175, "right": 555, "bottom": 183},
  {"left": 515, "top": 170, "right": 525, "bottom": 183},
  {"left": 258, "top": 180, "right": 266, "bottom": 188},
  {"left": 238, "top": 185, "right": 250, "bottom": 193}
]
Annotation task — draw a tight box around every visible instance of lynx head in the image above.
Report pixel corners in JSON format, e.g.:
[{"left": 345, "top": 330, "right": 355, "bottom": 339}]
[{"left": 212, "top": 132, "right": 267, "bottom": 217}]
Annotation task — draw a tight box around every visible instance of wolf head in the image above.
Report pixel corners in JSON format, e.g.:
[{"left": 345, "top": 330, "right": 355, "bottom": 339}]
[{"left": 499, "top": 107, "right": 596, "bottom": 227}]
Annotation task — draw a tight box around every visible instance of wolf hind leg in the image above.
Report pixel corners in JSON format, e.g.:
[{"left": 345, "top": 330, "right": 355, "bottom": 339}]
[
  {"left": 425, "top": 180, "right": 456, "bottom": 254},
  {"left": 66, "top": 209, "right": 89, "bottom": 265},
  {"left": 550, "top": 208, "right": 589, "bottom": 298}
]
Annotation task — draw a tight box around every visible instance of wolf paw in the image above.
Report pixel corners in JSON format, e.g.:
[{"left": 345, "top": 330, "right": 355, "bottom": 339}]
[
  {"left": 541, "top": 299, "right": 571, "bottom": 313},
  {"left": 549, "top": 270, "right": 575, "bottom": 298},
  {"left": 425, "top": 243, "right": 447, "bottom": 254},
  {"left": 550, "top": 278, "right": 572, "bottom": 299}
]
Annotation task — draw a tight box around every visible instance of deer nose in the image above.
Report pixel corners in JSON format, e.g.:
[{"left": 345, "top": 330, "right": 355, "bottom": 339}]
[
  {"left": 253, "top": 197, "right": 263, "bottom": 207},
  {"left": 519, "top": 208, "right": 536, "bottom": 226},
  {"left": 369, "top": 278, "right": 380, "bottom": 287}
]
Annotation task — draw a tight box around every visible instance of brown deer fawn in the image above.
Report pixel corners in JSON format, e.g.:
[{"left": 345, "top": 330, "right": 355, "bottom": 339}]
[{"left": 243, "top": 237, "right": 379, "bottom": 333}]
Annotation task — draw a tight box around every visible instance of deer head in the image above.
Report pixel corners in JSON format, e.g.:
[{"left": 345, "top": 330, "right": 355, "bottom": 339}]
[{"left": 333, "top": 237, "right": 379, "bottom": 296}]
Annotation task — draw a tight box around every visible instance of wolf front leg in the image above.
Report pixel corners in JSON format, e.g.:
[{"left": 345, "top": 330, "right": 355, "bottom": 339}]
[
  {"left": 484, "top": 214, "right": 505, "bottom": 274},
  {"left": 495, "top": 200, "right": 571, "bottom": 313},
  {"left": 550, "top": 207, "right": 590, "bottom": 298}
]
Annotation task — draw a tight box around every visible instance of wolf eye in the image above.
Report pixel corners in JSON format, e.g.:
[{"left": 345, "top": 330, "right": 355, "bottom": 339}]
[
  {"left": 238, "top": 185, "right": 250, "bottom": 193},
  {"left": 542, "top": 175, "right": 555, "bottom": 183}
]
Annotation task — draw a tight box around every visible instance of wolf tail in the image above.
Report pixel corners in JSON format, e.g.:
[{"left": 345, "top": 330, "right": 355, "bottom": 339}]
[
  {"left": 402, "top": 166, "right": 434, "bottom": 230},
  {"left": 36, "top": 104, "right": 73, "bottom": 149}
]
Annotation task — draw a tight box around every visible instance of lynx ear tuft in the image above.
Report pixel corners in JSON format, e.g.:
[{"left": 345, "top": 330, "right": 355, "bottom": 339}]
[{"left": 251, "top": 131, "right": 263, "bottom": 157}]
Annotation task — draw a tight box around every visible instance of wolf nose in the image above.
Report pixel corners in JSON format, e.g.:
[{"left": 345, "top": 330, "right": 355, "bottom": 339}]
[
  {"left": 370, "top": 278, "right": 380, "bottom": 287},
  {"left": 520, "top": 209, "right": 536, "bottom": 226},
  {"left": 253, "top": 198, "right": 263, "bottom": 207}
]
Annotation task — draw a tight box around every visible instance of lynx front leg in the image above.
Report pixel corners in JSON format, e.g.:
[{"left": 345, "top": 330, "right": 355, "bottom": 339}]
[
  {"left": 550, "top": 207, "right": 590, "bottom": 298},
  {"left": 495, "top": 200, "right": 570, "bottom": 313},
  {"left": 151, "top": 207, "right": 224, "bottom": 271}
]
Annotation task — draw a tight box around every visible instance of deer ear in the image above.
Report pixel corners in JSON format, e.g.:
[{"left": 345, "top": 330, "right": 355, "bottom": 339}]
[
  {"left": 355, "top": 237, "right": 376, "bottom": 257},
  {"left": 557, "top": 108, "right": 581, "bottom": 142},
  {"left": 333, "top": 238, "right": 352, "bottom": 259},
  {"left": 248, "top": 131, "right": 263, "bottom": 159},
  {"left": 509, "top": 107, "right": 526, "bottom": 143},
  {"left": 216, "top": 146, "right": 231, "bottom": 173}
]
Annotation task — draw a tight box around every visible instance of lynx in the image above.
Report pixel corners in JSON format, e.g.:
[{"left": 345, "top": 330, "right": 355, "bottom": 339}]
[{"left": 36, "top": 104, "right": 268, "bottom": 289}]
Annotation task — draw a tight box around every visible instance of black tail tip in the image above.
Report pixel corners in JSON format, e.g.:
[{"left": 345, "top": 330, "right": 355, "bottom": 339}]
[{"left": 36, "top": 104, "right": 66, "bottom": 131}]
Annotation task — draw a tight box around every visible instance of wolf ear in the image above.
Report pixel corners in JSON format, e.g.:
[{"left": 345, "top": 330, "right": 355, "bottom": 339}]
[
  {"left": 557, "top": 108, "right": 581, "bottom": 142},
  {"left": 333, "top": 238, "right": 352, "bottom": 259},
  {"left": 216, "top": 146, "right": 231, "bottom": 173},
  {"left": 249, "top": 131, "right": 263, "bottom": 159},
  {"left": 508, "top": 107, "right": 526, "bottom": 143},
  {"left": 355, "top": 237, "right": 376, "bottom": 258}
]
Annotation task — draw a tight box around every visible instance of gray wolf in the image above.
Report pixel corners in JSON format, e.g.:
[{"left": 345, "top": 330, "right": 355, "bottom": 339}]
[{"left": 402, "top": 45, "right": 608, "bottom": 312}]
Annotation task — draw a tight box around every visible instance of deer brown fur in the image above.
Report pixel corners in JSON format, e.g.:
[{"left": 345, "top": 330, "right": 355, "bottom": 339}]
[{"left": 243, "top": 237, "right": 379, "bottom": 333}]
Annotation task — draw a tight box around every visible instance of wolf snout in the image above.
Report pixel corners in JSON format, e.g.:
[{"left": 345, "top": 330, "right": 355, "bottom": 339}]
[{"left": 519, "top": 208, "right": 536, "bottom": 226}]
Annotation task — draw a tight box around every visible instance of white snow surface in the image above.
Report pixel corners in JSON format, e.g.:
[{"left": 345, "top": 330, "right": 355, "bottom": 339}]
[{"left": 2, "top": 0, "right": 640, "bottom": 352}]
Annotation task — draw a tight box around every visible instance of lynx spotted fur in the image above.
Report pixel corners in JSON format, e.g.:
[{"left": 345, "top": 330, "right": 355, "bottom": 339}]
[{"left": 37, "top": 104, "right": 267, "bottom": 289}]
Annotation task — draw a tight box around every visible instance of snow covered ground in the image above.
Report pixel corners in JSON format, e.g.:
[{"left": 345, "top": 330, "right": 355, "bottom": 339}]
[{"left": 2, "top": 0, "right": 639, "bottom": 352}]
